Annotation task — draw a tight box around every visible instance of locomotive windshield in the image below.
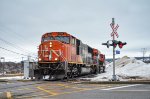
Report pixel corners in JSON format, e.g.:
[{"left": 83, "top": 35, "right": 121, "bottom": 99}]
[
  {"left": 55, "top": 36, "right": 70, "bottom": 43},
  {"left": 42, "top": 36, "right": 70, "bottom": 43}
]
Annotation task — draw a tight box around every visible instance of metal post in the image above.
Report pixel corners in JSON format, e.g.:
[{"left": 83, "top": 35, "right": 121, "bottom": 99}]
[
  {"left": 22, "top": 57, "right": 24, "bottom": 62},
  {"left": 1, "top": 57, "right": 5, "bottom": 76},
  {"left": 112, "top": 18, "right": 116, "bottom": 81},
  {"left": 143, "top": 53, "right": 144, "bottom": 62},
  {"left": 149, "top": 54, "right": 150, "bottom": 62},
  {"left": 141, "top": 48, "right": 147, "bottom": 62},
  {"left": 0, "top": 57, "right": 0, "bottom": 74}
]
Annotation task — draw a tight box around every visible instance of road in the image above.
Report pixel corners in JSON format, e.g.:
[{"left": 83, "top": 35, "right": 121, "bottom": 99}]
[{"left": 0, "top": 80, "right": 150, "bottom": 99}]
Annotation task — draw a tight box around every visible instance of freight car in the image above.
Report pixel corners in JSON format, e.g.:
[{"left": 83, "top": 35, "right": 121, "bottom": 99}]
[{"left": 34, "top": 32, "right": 105, "bottom": 80}]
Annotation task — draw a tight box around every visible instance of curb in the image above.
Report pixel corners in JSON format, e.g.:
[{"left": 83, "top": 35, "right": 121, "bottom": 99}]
[
  {"left": 80, "top": 81, "right": 150, "bottom": 84},
  {"left": 0, "top": 79, "right": 8, "bottom": 82},
  {"left": 17, "top": 79, "right": 32, "bottom": 82}
]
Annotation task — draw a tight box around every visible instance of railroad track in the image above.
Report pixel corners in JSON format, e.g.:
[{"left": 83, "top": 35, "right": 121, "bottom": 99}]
[{"left": 62, "top": 74, "right": 97, "bottom": 82}]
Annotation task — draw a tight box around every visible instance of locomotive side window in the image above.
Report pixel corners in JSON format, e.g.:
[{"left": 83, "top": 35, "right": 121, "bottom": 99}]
[
  {"left": 76, "top": 39, "right": 80, "bottom": 55},
  {"left": 71, "top": 37, "right": 76, "bottom": 45}
]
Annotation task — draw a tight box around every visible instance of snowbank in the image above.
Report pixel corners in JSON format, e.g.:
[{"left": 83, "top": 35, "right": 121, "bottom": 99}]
[
  {"left": 85, "top": 56, "right": 150, "bottom": 81},
  {"left": 0, "top": 76, "right": 24, "bottom": 80}
]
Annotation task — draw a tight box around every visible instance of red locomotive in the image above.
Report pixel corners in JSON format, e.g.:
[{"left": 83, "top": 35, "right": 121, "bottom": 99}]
[{"left": 34, "top": 32, "right": 105, "bottom": 80}]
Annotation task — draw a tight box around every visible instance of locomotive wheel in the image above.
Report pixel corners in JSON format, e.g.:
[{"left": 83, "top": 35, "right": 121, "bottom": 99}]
[
  {"left": 35, "top": 73, "right": 43, "bottom": 81},
  {"left": 34, "top": 69, "right": 43, "bottom": 80},
  {"left": 92, "top": 66, "right": 97, "bottom": 74},
  {"left": 102, "top": 66, "right": 105, "bottom": 73}
]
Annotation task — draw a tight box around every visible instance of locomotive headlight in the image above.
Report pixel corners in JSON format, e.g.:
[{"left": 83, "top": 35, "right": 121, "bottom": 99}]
[
  {"left": 38, "top": 58, "right": 41, "bottom": 61},
  {"left": 50, "top": 42, "right": 52, "bottom": 47},
  {"left": 55, "top": 58, "right": 58, "bottom": 61}
]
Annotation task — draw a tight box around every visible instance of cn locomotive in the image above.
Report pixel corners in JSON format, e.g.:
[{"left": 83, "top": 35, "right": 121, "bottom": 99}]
[{"left": 34, "top": 32, "right": 105, "bottom": 80}]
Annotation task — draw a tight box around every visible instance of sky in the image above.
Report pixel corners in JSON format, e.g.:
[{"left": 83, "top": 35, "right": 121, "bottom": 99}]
[{"left": 0, "top": 0, "right": 150, "bottom": 62}]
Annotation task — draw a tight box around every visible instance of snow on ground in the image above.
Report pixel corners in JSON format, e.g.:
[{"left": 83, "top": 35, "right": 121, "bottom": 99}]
[
  {"left": 1, "top": 56, "right": 150, "bottom": 81},
  {"left": 0, "top": 76, "right": 24, "bottom": 80},
  {"left": 85, "top": 56, "right": 150, "bottom": 81}
]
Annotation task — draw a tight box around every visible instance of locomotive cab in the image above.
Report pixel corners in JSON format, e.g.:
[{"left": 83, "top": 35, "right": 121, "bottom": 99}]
[{"left": 38, "top": 32, "right": 71, "bottom": 62}]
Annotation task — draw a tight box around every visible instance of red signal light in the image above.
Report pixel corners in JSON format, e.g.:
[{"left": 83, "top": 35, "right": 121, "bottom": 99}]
[
  {"left": 118, "top": 42, "right": 123, "bottom": 48},
  {"left": 112, "top": 40, "right": 118, "bottom": 48},
  {"left": 113, "top": 43, "right": 117, "bottom": 48},
  {"left": 118, "top": 41, "right": 126, "bottom": 48}
]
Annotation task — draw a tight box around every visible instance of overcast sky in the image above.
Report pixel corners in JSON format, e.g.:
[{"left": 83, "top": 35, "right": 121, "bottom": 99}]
[{"left": 0, "top": 0, "right": 150, "bottom": 61}]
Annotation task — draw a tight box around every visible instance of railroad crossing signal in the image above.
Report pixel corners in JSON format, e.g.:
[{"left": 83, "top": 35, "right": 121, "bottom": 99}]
[
  {"left": 102, "top": 41, "right": 112, "bottom": 48},
  {"left": 112, "top": 40, "right": 119, "bottom": 48},
  {"left": 102, "top": 40, "right": 127, "bottom": 49},
  {"left": 118, "top": 41, "right": 127, "bottom": 48},
  {"left": 102, "top": 18, "right": 127, "bottom": 81},
  {"left": 110, "top": 22, "right": 119, "bottom": 38}
]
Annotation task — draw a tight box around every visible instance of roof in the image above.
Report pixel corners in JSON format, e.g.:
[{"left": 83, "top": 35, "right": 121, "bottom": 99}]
[{"left": 42, "top": 32, "right": 76, "bottom": 38}]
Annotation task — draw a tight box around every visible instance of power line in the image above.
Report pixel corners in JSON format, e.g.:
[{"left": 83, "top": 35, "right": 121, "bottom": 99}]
[
  {"left": 0, "top": 37, "right": 30, "bottom": 53},
  {"left": 0, "top": 24, "right": 38, "bottom": 46},
  {"left": 0, "top": 36, "right": 37, "bottom": 56},
  {"left": 0, "top": 24, "right": 28, "bottom": 40},
  {"left": 0, "top": 46, "right": 28, "bottom": 56},
  {"left": 0, "top": 24, "right": 38, "bottom": 58},
  {"left": 0, "top": 46, "right": 37, "bottom": 59}
]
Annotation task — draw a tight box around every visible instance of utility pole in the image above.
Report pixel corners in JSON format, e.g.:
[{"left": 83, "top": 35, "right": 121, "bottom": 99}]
[
  {"left": 0, "top": 58, "right": 1, "bottom": 75},
  {"left": 21, "top": 57, "right": 24, "bottom": 74},
  {"left": 1, "top": 57, "right": 5, "bottom": 76},
  {"left": 22, "top": 57, "right": 24, "bottom": 62},
  {"left": 149, "top": 54, "right": 150, "bottom": 62},
  {"left": 141, "top": 48, "right": 147, "bottom": 62}
]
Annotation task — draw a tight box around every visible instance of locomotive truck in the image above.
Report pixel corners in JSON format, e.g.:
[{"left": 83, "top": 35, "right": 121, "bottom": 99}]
[{"left": 34, "top": 32, "right": 105, "bottom": 80}]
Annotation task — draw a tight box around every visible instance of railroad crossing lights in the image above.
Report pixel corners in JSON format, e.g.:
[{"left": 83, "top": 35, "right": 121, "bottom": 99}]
[{"left": 102, "top": 40, "right": 127, "bottom": 49}]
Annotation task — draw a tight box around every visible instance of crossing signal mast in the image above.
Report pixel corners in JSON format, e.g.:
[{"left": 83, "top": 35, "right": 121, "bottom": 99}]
[{"left": 102, "top": 18, "right": 127, "bottom": 81}]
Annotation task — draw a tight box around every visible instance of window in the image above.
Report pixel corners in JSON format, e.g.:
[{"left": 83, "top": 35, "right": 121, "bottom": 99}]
[
  {"left": 71, "top": 37, "right": 76, "bottom": 45},
  {"left": 42, "top": 36, "right": 55, "bottom": 42},
  {"left": 55, "top": 36, "right": 70, "bottom": 43},
  {"left": 42, "top": 36, "right": 70, "bottom": 44}
]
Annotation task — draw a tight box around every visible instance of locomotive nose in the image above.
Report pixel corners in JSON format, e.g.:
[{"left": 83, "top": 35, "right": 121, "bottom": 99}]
[{"left": 38, "top": 40, "right": 64, "bottom": 62}]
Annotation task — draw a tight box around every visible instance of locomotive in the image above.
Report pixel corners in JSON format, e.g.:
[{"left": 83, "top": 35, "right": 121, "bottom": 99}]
[{"left": 34, "top": 32, "right": 105, "bottom": 80}]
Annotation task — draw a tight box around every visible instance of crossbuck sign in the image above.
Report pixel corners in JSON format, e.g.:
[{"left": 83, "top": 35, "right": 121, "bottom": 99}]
[{"left": 110, "top": 23, "right": 119, "bottom": 38}]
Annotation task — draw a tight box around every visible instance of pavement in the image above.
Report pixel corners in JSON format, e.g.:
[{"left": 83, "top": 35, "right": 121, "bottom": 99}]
[{"left": 0, "top": 80, "right": 150, "bottom": 99}]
